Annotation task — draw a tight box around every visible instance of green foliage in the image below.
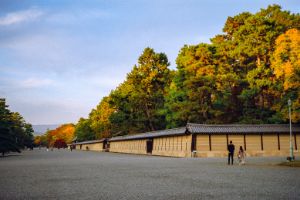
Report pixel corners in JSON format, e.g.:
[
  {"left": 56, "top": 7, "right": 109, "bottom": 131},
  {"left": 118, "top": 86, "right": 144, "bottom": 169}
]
[
  {"left": 74, "top": 118, "right": 95, "bottom": 142},
  {"left": 76, "top": 4, "right": 300, "bottom": 140},
  {"left": 109, "top": 47, "right": 172, "bottom": 134},
  {"left": 211, "top": 4, "right": 299, "bottom": 124},
  {"left": 164, "top": 44, "right": 219, "bottom": 126},
  {"left": 89, "top": 96, "right": 115, "bottom": 138},
  {"left": 0, "top": 98, "right": 34, "bottom": 156},
  {"left": 34, "top": 135, "right": 48, "bottom": 147}
]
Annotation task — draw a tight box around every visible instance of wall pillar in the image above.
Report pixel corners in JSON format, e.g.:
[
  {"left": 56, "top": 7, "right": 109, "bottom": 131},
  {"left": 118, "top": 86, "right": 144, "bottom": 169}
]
[
  {"left": 209, "top": 134, "right": 211, "bottom": 151},
  {"left": 261, "top": 134, "right": 264, "bottom": 150},
  {"left": 277, "top": 133, "right": 280, "bottom": 150}
]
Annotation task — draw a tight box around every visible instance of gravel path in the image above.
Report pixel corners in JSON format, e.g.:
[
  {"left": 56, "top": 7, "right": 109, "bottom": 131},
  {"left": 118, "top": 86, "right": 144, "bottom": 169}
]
[{"left": 0, "top": 149, "right": 299, "bottom": 200}]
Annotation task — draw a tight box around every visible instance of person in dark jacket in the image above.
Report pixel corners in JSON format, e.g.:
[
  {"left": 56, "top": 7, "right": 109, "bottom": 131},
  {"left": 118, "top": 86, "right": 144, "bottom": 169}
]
[{"left": 227, "top": 141, "right": 235, "bottom": 165}]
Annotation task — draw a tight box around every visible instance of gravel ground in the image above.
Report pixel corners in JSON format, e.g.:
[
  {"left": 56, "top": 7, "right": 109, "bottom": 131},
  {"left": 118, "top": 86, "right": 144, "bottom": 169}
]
[{"left": 0, "top": 149, "right": 299, "bottom": 200}]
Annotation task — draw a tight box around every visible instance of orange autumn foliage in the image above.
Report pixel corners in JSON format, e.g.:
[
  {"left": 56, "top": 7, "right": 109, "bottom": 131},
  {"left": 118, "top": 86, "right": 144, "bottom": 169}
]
[
  {"left": 34, "top": 136, "right": 41, "bottom": 146},
  {"left": 46, "top": 124, "right": 75, "bottom": 147}
]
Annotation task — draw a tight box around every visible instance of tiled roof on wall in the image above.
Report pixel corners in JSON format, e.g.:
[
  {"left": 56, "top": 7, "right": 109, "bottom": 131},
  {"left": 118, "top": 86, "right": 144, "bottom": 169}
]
[
  {"left": 75, "top": 139, "right": 106, "bottom": 145},
  {"left": 109, "top": 127, "right": 187, "bottom": 142},
  {"left": 76, "top": 124, "right": 300, "bottom": 143},
  {"left": 187, "top": 123, "right": 300, "bottom": 134}
]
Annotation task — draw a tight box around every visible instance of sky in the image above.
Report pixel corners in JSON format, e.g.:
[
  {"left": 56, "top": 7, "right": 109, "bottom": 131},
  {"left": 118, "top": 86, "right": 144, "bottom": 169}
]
[{"left": 0, "top": 0, "right": 299, "bottom": 125}]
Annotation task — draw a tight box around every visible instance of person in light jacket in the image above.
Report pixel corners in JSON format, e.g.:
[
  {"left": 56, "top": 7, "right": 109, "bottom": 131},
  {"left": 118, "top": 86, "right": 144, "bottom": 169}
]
[{"left": 238, "top": 146, "right": 246, "bottom": 165}]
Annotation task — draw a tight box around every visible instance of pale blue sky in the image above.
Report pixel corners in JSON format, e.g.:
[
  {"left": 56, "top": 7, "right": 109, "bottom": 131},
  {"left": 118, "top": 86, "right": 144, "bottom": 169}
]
[{"left": 0, "top": 0, "right": 299, "bottom": 125}]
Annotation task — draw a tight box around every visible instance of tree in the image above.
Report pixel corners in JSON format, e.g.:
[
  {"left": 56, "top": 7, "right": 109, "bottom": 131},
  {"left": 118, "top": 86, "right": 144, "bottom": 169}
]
[
  {"left": 109, "top": 79, "right": 143, "bottom": 135},
  {"left": 45, "top": 124, "right": 75, "bottom": 147},
  {"left": 53, "top": 139, "right": 67, "bottom": 149},
  {"left": 164, "top": 43, "right": 218, "bottom": 127},
  {"left": 271, "top": 29, "right": 300, "bottom": 122},
  {"left": 74, "top": 118, "right": 94, "bottom": 142},
  {"left": 34, "top": 136, "right": 41, "bottom": 146},
  {"left": 89, "top": 96, "right": 115, "bottom": 139},
  {"left": 210, "top": 17, "right": 250, "bottom": 123},
  {"left": 74, "top": 4, "right": 300, "bottom": 139},
  {"left": 211, "top": 4, "right": 300, "bottom": 123},
  {"left": 0, "top": 99, "right": 16, "bottom": 156},
  {"left": 109, "top": 47, "right": 171, "bottom": 134},
  {"left": 0, "top": 98, "right": 33, "bottom": 155}
]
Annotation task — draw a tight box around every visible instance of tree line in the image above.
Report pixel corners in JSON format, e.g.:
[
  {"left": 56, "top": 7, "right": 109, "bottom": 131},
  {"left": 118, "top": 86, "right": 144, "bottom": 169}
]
[
  {"left": 34, "top": 124, "right": 75, "bottom": 149},
  {"left": 0, "top": 98, "right": 34, "bottom": 156},
  {"left": 74, "top": 5, "right": 300, "bottom": 142},
  {"left": 17, "top": 5, "right": 300, "bottom": 145},
  {"left": 1, "top": 98, "right": 75, "bottom": 152}
]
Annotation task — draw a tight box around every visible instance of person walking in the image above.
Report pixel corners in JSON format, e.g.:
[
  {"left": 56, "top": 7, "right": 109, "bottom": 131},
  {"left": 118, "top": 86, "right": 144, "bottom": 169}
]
[
  {"left": 238, "top": 146, "right": 246, "bottom": 165},
  {"left": 227, "top": 141, "right": 235, "bottom": 165}
]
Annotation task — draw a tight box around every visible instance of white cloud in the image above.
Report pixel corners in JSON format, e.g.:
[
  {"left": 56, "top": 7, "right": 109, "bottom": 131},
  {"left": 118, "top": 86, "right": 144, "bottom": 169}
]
[
  {"left": 0, "top": 8, "right": 44, "bottom": 26},
  {"left": 21, "top": 78, "right": 55, "bottom": 88},
  {"left": 46, "top": 9, "right": 111, "bottom": 24}
]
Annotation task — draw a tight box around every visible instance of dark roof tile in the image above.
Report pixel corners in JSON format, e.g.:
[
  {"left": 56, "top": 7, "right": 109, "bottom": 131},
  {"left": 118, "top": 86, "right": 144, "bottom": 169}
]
[
  {"left": 187, "top": 123, "right": 300, "bottom": 134},
  {"left": 77, "top": 124, "right": 300, "bottom": 143},
  {"left": 109, "top": 127, "right": 187, "bottom": 142},
  {"left": 75, "top": 139, "right": 106, "bottom": 145}
]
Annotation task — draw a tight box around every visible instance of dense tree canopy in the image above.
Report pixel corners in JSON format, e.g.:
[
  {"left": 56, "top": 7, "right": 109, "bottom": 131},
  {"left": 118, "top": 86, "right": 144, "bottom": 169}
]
[
  {"left": 89, "top": 96, "right": 115, "bottom": 138},
  {"left": 74, "top": 118, "right": 94, "bottom": 142},
  {"left": 271, "top": 28, "right": 300, "bottom": 122},
  {"left": 164, "top": 44, "right": 218, "bottom": 127},
  {"left": 74, "top": 4, "right": 300, "bottom": 140},
  {"left": 33, "top": 135, "right": 48, "bottom": 147},
  {"left": 36, "top": 124, "right": 75, "bottom": 148},
  {"left": 0, "top": 98, "right": 34, "bottom": 156},
  {"left": 109, "top": 47, "right": 172, "bottom": 134},
  {"left": 46, "top": 124, "right": 75, "bottom": 147}
]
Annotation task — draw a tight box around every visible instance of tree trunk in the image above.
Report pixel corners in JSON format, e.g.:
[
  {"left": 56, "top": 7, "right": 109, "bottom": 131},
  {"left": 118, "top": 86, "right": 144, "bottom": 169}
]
[{"left": 145, "top": 103, "right": 155, "bottom": 131}]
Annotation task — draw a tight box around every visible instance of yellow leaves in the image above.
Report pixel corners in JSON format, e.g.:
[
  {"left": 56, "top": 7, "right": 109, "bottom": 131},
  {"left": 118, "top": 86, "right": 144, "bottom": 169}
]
[
  {"left": 282, "top": 61, "right": 293, "bottom": 90},
  {"left": 271, "top": 28, "right": 300, "bottom": 122},
  {"left": 169, "top": 81, "right": 177, "bottom": 91},
  {"left": 275, "top": 28, "right": 300, "bottom": 46},
  {"left": 196, "top": 65, "right": 215, "bottom": 78},
  {"left": 89, "top": 96, "right": 115, "bottom": 137},
  {"left": 34, "top": 136, "right": 41, "bottom": 146},
  {"left": 46, "top": 124, "right": 75, "bottom": 146},
  {"left": 272, "top": 28, "right": 300, "bottom": 90}
]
